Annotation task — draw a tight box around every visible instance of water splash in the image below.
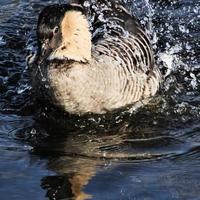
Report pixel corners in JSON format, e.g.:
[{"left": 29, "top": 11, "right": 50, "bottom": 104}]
[{"left": 0, "top": 36, "right": 6, "bottom": 46}]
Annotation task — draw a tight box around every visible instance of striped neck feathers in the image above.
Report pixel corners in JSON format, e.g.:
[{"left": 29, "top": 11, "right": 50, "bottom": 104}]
[{"left": 49, "top": 11, "right": 92, "bottom": 63}]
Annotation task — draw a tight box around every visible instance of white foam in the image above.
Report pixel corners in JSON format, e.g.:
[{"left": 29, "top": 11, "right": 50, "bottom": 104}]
[
  {"left": 158, "top": 52, "right": 174, "bottom": 77},
  {"left": 190, "top": 72, "right": 197, "bottom": 89}
]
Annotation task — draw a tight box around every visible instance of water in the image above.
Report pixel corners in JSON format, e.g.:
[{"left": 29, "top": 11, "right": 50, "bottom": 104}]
[{"left": 0, "top": 0, "right": 200, "bottom": 199}]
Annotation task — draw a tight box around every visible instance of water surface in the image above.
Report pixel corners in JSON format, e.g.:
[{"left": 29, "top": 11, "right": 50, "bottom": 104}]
[{"left": 0, "top": 0, "right": 200, "bottom": 199}]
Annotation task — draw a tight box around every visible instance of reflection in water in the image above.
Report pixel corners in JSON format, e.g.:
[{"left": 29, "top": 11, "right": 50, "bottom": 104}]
[
  {"left": 31, "top": 112, "right": 196, "bottom": 200},
  {"left": 41, "top": 158, "right": 97, "bottom": 200},
  {"left": 34, "top": 124, "right": 100, "bottom": 200}
]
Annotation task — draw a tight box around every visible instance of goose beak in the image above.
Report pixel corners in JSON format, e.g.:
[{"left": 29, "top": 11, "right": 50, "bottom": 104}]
[{"left": 41, "top": 39, "right": 52, "bottom": 58}]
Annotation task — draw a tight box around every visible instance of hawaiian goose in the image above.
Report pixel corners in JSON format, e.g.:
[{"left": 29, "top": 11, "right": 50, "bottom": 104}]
[{"left": 31, "top": 1, "right": 161, "bottom": 114}]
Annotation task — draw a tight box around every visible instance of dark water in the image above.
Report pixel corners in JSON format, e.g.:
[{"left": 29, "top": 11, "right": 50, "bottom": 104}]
[{"left": 0, "top": 0, "right": 200, "bottom": 199}]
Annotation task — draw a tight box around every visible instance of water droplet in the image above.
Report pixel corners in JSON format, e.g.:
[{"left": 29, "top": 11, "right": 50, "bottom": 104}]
[
  {"left": 179, "top": 25, "right": 189, "bottom": 33},
  {"left": 42, "top": 77, "right": 46, "bottom": 82}
]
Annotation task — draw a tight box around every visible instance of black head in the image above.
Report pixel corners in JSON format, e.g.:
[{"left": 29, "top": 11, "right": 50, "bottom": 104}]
[{"left": 37, "top": 4, "right": 84, "bottom": 60}]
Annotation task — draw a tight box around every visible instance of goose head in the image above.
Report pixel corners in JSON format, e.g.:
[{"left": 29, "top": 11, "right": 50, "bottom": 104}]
[{"left": 37, "top": 4, "right": 91, "bottom": 63}]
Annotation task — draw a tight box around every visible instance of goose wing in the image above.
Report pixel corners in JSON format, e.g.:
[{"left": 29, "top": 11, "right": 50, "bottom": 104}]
[{"left": 73, "top": 0, "right": 155, "bottom": 74}]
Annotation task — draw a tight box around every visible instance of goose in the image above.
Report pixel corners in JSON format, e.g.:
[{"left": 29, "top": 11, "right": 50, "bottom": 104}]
[{"left": 31, "top": 1, "right": 161, "bottom": 115}]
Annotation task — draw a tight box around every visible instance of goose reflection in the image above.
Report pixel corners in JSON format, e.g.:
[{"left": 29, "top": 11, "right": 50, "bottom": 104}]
[
  {"left": 41, "top": 157, "right": 97, "bottom": 200},
  {"left": 37, "top": 126, "right": 129, "bottom": 200},
  {"left": 32, "top": 113, "right": 179, "bottom": 200}
]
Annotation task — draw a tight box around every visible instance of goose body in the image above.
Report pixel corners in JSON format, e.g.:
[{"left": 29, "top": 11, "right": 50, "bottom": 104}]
[{"left": 32, "top": 1, "right": 161, "bottom": 114}]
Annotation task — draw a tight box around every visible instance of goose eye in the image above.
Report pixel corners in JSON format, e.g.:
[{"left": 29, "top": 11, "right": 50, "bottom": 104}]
[{"left": 53, "top": 26, "right": 59, "bottom": 35}]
